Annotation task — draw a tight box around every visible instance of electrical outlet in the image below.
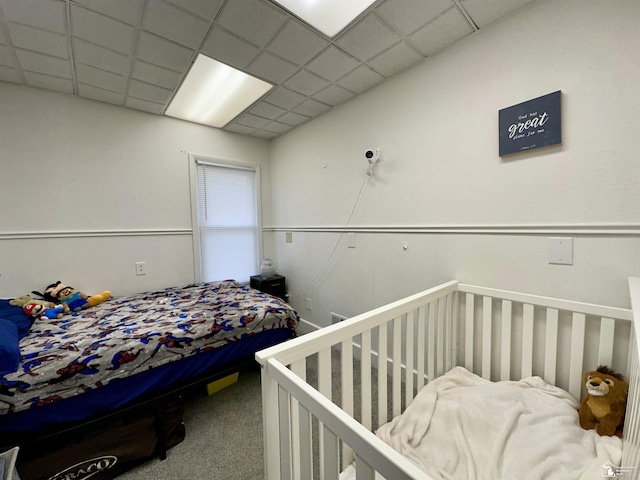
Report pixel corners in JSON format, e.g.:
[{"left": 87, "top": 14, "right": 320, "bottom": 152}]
[
  {"left": 306, "top": 298, "right": 312, "bottom": 310},
  {"left": 285, "top": 232, "right": 293, "bottom": 243},
  {"left": 136, "top": 261, "right": 146, "bottom": 276}
]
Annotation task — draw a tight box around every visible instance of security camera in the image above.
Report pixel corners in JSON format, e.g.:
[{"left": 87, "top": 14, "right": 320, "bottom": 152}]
[{"left": 365, "top": 148, "right": 379, "bottom": 164}]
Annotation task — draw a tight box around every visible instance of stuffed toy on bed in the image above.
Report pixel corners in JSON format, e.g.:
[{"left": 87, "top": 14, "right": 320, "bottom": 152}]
[
  {"left": 9, "top": 295, "right": 56, "bottom": 309},
  {"left": 579, "top": 365, "right": 628, "bottom": 437},
  {"left": 23, "top": 302, "right": 65, "bottom": 320},
  {"left": 36, "top": 281, "right": 112, "bottom": 314}
]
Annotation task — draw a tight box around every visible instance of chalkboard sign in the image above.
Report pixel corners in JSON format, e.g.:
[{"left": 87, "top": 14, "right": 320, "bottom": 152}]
[{"left": 499, "top": 91, "right": 561, "bottom": 156}]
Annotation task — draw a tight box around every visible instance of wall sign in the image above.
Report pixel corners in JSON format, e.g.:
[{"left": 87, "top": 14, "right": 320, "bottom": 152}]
[{"left": 499, "top": 91, "right": 561, "bottom": 156}]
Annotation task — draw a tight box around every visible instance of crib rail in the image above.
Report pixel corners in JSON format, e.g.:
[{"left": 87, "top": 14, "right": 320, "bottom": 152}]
[{"left": 257, "top": 280, "right": 635, "bottom": 480}]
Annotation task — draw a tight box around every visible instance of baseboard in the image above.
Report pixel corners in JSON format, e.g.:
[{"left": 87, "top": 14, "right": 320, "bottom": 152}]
[{"left": 296, "top": 317, "right": 321, "bottom": 336}]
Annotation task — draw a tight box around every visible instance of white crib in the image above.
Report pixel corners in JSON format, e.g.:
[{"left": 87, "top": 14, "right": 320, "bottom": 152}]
[{"left": 256, "top": 279, "right": 640, "bottom": 480}]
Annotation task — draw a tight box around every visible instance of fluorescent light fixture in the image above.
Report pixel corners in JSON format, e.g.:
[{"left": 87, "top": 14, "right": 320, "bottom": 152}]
[
  {"left": 165, "top": 54, "right": 273, "bottom": 128},
  {"left": 272, "top": 0, "right": 375, "bottom": 37}
]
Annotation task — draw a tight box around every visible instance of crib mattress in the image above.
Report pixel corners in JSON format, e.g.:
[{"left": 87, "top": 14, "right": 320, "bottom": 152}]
[{"left": 0, "top": 280, "right": 298, "bottom": 418}]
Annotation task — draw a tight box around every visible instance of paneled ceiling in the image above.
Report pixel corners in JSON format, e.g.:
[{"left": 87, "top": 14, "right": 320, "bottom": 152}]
[{"left": 0, "top": 0, "right": 535, "bottom": 139}]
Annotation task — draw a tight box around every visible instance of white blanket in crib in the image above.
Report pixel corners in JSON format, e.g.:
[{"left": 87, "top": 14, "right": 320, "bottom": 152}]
[{"left": 370, "top": 367, "right": 622, "bottom": 480}]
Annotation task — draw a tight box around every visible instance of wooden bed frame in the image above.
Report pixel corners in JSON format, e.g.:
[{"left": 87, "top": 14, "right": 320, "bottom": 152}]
[{"left": 257, "top": 279, "right": 640, "bottom": 480}]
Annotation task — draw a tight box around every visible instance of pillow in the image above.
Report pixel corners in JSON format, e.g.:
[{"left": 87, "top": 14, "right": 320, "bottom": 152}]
[
  {"left": 0, "top": 299, "right": 34, "bottom": 340},
  {"left": 0, "top": 318, "right": 20, "bottom": 376}
]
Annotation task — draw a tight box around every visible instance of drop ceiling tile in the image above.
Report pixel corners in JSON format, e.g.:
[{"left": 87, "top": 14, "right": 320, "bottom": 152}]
[
  {"left": 225, "top": 123, "right": 257, "bottom": 135},
  {"left": 292, "top": 98, "right": 330, "bottom": 117},
  {"left": 0, "top": 45, "right": 17, "bottom": 68},
  {"left": 76, "top": 63, "right": 127, "bottom": 93},
  {"left": 131, "top": 60, "right": 181, "bottom": 90},
  {"left": 15, "top": 49, "right": 71, "bottom": 78},
  {"left": 368, "top": 41, "right": 423, "bottom": 77},
  {"left": 166, "top": 0, "right": 224, "bottom": 21},
  {"left": 6, "top": 23, "right": 69, "bottom": 59},
  {"left": 376, "top": 0, "right": 453, "bottom": 35},
  {"left": 143, "top": 0, "right": 210, "bottom": 49},
  {"left": 409, "top": 7, "right": 473, "bottom": 56},
  {"left": 313, "top": 84, "right": 355, "bottom": 106},
  {"left": 0, "top": 64, "right": 21, "bottom": 83},
  {"left": 78, "top": 83, "right": 125, "bottom": 105},
  {"left": 235, "top": 112, "right": 271, "bottom": 129},
  {"left": 336, "top": 64, "right": 385, "bottom": 93},
  {"left": 216, "top": 0, "right": 287, "bottom": 47},
  {"left": 267, "top": 20, "right": 327, "bottom": 66},
  {"left": 246, "top": 51, "right": 297, "bottom": 84},
  {"left": 278, "top": 111, "right": 309, "bottom": 126},
  {"left": 249, "top": 101, "right": 287, "bottom": 120},
  {"left": 284, "top": 69, "right": 329, "bottom": 96},
  {"left": 73, "top": 38, "right": 130, "bottom": 75},
  {"left": 460, "top": 0, "right": 535, "bottom": 28},
  {"left": 200, "top": 27, "right": 260, "bottom": 70},
  {"left": 0, "top": 0, "right": 66, "bottom": 34},
  {"left": 336, "top": 13, "right": 401, "bottom": 62},
  {"left": 251, "top": 130, "right": 278, "bottom": 139},
  {"left": 70, "top": 5, "right": 136, "bottom": 55},
  {"left": 136, "top": 31, "right": 194, "bottom": 72},
  {"left": 128, "top": 79, "right": 172, "bottom": 104},
  {"left": 306, "top": 45, "right": 360, "bottom": 82},
  {"left": 24, "top": 71, "right": 74, "bottom": 94},
  {"left": 69, "top": 0, "right": 144, "bottom": 25},
  {"left": 125, "top": 96, "right": 165, "bottom": 114},
  {"left": 262, "top": 121, "right": 292, "bottom": 134},
  {"left": 263, "top": 85, "right": 305, "bottom": 110}
]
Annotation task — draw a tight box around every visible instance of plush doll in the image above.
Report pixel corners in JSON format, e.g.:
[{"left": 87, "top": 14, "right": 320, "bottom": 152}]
[
  {"left": 9, "top": 295, "right": 56, "bottom": 309},
  {"left": 23, "top": 302, "right": 65, "bottom": 320},
  {"left": 39, "top": 281, "right": 112, "bottom": 314},
  {"left": 579, "top": 365, "right": 628, "bottom": 437}
]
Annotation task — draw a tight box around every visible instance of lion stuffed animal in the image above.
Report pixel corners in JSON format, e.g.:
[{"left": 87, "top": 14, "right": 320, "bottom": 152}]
[{"left": 579, "top": 366, "right": 628, "bottom": 437}]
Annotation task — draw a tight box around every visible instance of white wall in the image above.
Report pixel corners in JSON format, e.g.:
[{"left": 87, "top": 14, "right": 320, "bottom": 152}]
[
  {"left": 268, "top": 0, "right": 640, "bottom": 328},
  {"left": 0, "top": 83, "right": 271, "bottom": 297}
]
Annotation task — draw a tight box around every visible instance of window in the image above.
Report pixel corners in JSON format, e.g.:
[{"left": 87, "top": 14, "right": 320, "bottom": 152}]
[{"left": 192, "top": 158, "right": 261, "bottom": 283}]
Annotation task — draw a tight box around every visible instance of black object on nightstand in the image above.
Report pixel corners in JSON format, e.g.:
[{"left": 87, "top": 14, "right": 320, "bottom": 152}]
[{"left": 250, "top": 275, "right": 286, "bottom": 301}]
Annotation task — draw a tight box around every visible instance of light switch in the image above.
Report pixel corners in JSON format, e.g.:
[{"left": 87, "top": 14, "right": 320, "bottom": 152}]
[
  {"left": 548, "top": 237, "right": 573, "bottom": 265},
  {"left": 347, "top": 233, "right": 356, "bottom": 248}
]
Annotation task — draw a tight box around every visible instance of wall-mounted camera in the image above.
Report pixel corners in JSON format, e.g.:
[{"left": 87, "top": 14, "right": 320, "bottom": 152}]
[{"left": 365, "top": 148, "right": 379, "bottom": 164}]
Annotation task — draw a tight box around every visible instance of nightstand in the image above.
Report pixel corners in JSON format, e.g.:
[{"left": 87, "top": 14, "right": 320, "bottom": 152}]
[{"left": 250, "top": 274, "right": 286, "bottom": 301}]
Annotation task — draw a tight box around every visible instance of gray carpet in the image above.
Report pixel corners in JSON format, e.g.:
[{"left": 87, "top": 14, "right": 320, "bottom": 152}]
[
  {"left": 116, "top": 366, "right": 265, "bottom": 480},
  {"left": 116, "top": 350, "right": 394, "bottom": 480}
]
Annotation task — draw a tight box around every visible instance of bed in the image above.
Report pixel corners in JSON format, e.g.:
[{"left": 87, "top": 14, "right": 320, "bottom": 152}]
[
  {"left": 0, "top": 280, "right": 298, "bottom": 477},
  {"left": 256, "top": 279, "right": 640, "bottom": 480}
]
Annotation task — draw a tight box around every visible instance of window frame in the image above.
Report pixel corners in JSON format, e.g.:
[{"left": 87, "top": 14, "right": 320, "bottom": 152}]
[{"left": 188, "top": 153, "right": 263, "bottom": 283}]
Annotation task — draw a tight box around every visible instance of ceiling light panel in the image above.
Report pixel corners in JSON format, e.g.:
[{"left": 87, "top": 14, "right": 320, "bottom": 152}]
[
  {"left": 271, "top": 0, "right": 376, "bottom": 37},
  {"left": 165, "top": 54, "right": 273, "bottom": 129}
]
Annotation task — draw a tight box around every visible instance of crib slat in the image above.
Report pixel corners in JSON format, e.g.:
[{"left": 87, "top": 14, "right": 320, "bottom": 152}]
[
  {"left": 445, "top": 294, "right": 453, "bottom": 372},
  {"left": 361, "top": 329, "right": 372, "bottom": 430},
  {"left": 318, "top": 348, "right": 332, "bottom": 480},
  {"left": 598, "top": 317, "right": 615, "bottom": 366},
  {"left": 465, "top": 293, "right": 475, "bottom": 371},
  {"left": 405, "top": 312, "right": 415, "bottom": 406},
  {"left": 428, "top": 301, "right": 436, "bottom": 381},
  {"left": 500, "top": 300, "right": 512, "bottom": 381},
  {"left": 544, "top": 308, "right": 559, "bottom": 385},
  {"left": 521, "top": 304, "right": 534, "bottom": 378},
  {"left": 298, "top": 403, "right": 313, "bottom": 480},
  {"left": 451, "top": 291, "right": 459, "bottom": 368},
  {"left": 569, "top": 313, "right": 586, "bottom": 400},
  {"left": 322, "top": 425, "right": 340, "bottom": 480},
  {"left": 355, "top": 454, "right": 375, "bottom": 480},
  {"left": 291, "top": 359, "right": 307, "bottom": 480},
  {"left": 392, "top": 316, "right": 402, "bottom": 417},
  {"left": 378, "top": 323, "right": 388, "bottom": 427},
  {"left": 482, "top": 296, "right": 492, "bottom": 380},
  {"left": 278, "top": 384, "right": 293, "bottom": 480},
  {"left": 341, "top": 338, "right": 355, "bottom": 470},
  {"left": 416, "top": 305, "right": 426, "bottom": 390},
  {"left": 437, "top": 299, "right": 446, "bottom": 377}
]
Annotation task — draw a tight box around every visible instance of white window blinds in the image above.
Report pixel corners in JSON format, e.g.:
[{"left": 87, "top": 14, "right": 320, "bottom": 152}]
[{"left": 195, "top": 161, "right": 259, "bottom": 283}]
